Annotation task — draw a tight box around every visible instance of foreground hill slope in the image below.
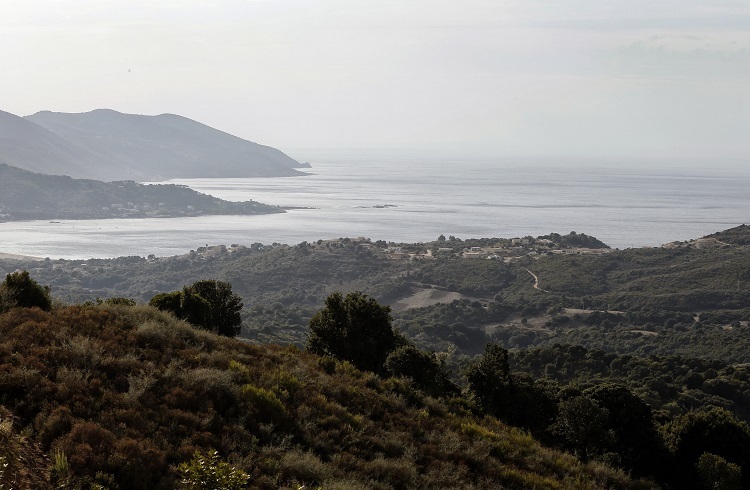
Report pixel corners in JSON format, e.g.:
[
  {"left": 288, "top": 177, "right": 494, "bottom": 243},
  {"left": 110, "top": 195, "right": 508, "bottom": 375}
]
[
  {"left": 0, "top": 163, "right": 282, "bottom": 221},
  {"left": 1, "top": 108, "right": 306, "bottom": 181},
  {"left": 0, "top": 304, "right": 646, "bottom": 489}
]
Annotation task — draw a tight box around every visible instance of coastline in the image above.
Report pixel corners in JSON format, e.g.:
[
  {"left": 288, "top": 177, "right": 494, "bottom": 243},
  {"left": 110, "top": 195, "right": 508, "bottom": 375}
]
[{"left": 0, "top": 252, "right": 44, "bottom": 261}]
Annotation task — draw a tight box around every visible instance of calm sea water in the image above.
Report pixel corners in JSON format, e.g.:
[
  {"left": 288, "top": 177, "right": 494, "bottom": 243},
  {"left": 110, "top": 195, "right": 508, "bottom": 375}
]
[{"left": 1, "top": 158, "right": 748, "bottom": 259}]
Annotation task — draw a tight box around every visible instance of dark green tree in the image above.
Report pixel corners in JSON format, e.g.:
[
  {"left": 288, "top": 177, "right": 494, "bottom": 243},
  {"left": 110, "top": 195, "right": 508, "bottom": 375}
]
[
  {"left": 0, "top": 270, "right": 52, "bottom": 312},
  {"left": 696, "top": 452, "right": 742, "bottom": 490},
  {"left": 662, "top": 407, "right": 750, "bottom": 488},
  {"left": 584, "top": 383, "right": 667, "bottom": 479},
  {"left": 307, "top": 291, "right": 397, "bottom": 373},
  {"left": 466, "top": 344, "right": 512, "bottom": 414},
  {"left": 550, "top": 395, "right": 613, "bottom": 463},
  {"left": 505, "top": 374, "right": 560, "bottom": 436},
  {"left": 149, "top": 291, "right": 182, "bottom": 315},
  {"left": 384, "top": 345, "right": 458, "bottom": 397},
  {"left": 149, "top": 280, "right": 242, "bottom": 337},
  {"left": 184, "top": 280, "right": 241, "bottom": 337}
]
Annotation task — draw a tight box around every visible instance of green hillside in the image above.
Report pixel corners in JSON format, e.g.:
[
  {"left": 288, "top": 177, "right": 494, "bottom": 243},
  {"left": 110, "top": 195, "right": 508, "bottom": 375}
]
[
  {"left": 3, "top": 225, "right": 750, "bottom": 487},
  {"left": 7, "top": 226, "right": 750, "bottom": 362},
  {"left": 0, "top": 303, "right": 644, "bottom": 489}
]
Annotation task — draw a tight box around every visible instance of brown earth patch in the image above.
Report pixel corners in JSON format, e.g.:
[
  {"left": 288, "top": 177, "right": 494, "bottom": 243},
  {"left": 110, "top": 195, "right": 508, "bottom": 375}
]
[{"left": 388, "top": 287, "right": 471, "bottom": 312}]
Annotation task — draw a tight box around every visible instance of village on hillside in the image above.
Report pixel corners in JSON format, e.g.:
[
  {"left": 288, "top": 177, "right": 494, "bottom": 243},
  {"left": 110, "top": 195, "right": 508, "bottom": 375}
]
[{"left": 306, "top": 236, "right": 612, "bottom": 263}]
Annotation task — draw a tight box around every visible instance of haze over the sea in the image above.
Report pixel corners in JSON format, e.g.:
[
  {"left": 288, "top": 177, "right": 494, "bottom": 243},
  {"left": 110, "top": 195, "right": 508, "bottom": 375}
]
[
  {"left": 1, "top": 157, "right": 748, "bottom": 260},
  {"left": 2, "top": 2, "right": 748, "bottom": 259},
  {"left": 3, "top": 1, "right": 749, "bottom": 165}
]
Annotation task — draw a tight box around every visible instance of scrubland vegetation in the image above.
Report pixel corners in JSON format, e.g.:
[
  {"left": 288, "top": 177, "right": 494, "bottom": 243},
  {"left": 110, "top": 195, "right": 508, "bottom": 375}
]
[
  {"left": 1, "top": 225, "right": 750, "bottom": 488},
  {"left": 0, "top": 301, "right": 649, "bottom": 489}
]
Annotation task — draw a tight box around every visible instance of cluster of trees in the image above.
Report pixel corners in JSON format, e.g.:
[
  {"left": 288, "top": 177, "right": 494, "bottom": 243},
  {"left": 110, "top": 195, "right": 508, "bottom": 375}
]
[
  {"left": 306, "top": 290, "right": 750, "bottom": 488},
  {"left": 465, "top": 343, "right": 750, "bottom": 488},
  {"left": 0, "top": 282, "right": 639, "bottom": 489},
  {"left": 306, "top": 291, "right": 458, "bottom": 398},
  {"left": 0, "top": 270, "right": 52, "bottom": 312},
  {"left": 149, "top": 279, "right": 243, "bottom": 337},
  {"left": 488, "top": 313, "right": 750, "bottom": 363},
  {"left": 538, "top": 231, "right": 610, "bottom": 249},
  {"left": 4, "top": 222, "right": 750, "bottom": 488},
  {"left": 510, "top": 344, "right": 750, "bottom": 424},
  {"left": 409, "top": 259, "right": 515, "bottom": 296}
]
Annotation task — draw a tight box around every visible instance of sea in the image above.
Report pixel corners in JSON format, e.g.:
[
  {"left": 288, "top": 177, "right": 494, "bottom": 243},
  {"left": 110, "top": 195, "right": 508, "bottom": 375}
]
[{"left": 1, "top": 157, "right": 749, "bottom": 259}]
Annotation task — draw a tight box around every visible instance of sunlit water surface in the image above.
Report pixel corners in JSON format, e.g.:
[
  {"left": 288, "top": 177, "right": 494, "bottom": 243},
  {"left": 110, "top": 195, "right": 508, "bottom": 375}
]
[{"left": 2, "top": 158, "right": 748, "bottom": 259}]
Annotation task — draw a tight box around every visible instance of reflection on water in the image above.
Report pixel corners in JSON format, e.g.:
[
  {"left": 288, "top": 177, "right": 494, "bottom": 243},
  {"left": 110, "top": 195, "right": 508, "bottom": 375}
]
[{"left": 1, "top": 159, "right": 749, "bottom": 259}]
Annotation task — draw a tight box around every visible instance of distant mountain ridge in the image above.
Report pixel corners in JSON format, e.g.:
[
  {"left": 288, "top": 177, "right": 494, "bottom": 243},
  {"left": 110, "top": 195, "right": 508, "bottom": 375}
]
[
  {"left": 0, "top": 108, "right": 306, "bottom": 181},
  {"left": 0, "top": 110, "right": 93, "bottom": 177}
]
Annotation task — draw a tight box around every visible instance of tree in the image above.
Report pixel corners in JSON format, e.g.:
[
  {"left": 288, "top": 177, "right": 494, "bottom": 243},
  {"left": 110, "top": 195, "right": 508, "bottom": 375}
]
[
  {"left": 384, "top": 345, "right": 458, "bottom": 397},
  {"left": 697, "top": 452, "right": 742, "bottom": 490},
  {"left": 550, "top": 395, "right": 613, "bottom": 463},
  {"left": 307, "top": 291, "right": 397, "bottom": 373},
  {"left": 149, "top": 280, "right": 243, "bottom": 337},
  {"left": 0, "top": 270, "right": 52, "bottom": 312},
  {"left": 149, "top": 291, "right": 182, "bottom": 315},
  {"left": 466, "top": 344, "right": 558, "bottom": 433},
  {"left": 466, "top": 344, "right": 511, "bottom": 414},
  {"left": 505, "top": 374, "right": 559, "bottom": 436},
  {"left": 662, "top": 407, "right": 750, "bottom": 488},
  {"left": 584, "top": 383, "right": 667, "bottom": 478},
  {"left": 185, "top": 280, "right": 242, "bottom": 337}
]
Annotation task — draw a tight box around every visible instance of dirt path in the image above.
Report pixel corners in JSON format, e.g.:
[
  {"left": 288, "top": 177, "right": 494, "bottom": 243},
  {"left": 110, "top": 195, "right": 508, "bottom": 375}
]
[
  {"left": 565, "top": 308, "right": 625, "bottom": 315},
  {"left": 525, "top": 268, "right": 548, "bottom": 293}
]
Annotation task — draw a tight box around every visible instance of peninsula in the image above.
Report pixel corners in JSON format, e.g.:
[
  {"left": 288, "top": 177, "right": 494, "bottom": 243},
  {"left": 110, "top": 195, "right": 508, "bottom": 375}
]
[{"left": 0, "top": 163, "right": 282, "bottom": 221}]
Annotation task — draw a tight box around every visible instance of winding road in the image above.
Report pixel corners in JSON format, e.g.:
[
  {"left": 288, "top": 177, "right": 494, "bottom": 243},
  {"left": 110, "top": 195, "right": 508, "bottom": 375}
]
[{"left": 525, "top": 268, "right": 549, "bottom": 293}]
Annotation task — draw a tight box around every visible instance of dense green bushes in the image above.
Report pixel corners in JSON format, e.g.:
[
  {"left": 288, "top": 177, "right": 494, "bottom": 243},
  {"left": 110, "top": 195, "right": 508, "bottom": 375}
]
[
  {"left": 3, "top": 225, "right": 750, "bottom": 486},
  {"left": 0, "top": 270, "right": 51, "bottom": 312},
  {"left": 150, "top": 280, "right": 243, "bottom": 337},
  {"left": 307, "top": 291, "right": 399, "bottom": 373},
  {"left": 464, "top": 343, "right": 750, "bottom": 488}
]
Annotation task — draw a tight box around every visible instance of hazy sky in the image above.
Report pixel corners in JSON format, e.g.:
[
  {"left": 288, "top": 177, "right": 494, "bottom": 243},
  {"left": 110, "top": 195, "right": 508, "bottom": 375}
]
[{"left": 3, "top": 1, "right": 749, "bottom": 162}]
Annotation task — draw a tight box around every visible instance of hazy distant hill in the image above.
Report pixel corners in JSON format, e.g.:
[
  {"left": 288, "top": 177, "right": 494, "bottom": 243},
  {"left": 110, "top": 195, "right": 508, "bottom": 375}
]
[
  {"left": 0, "top": 163, "right": 282, "bottom": 221},
  {"left": 0, "top": 110, "right": 94, "bottom": 177},
  {"left": 1, "top": 108, "right": 307, "bottom": 181}
]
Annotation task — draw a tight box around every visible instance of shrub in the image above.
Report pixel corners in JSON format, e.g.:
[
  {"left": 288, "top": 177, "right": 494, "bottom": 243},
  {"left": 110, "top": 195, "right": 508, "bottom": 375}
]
[
  {"left": 102, "top": 297, "right": 136, "bottom": 307},
  {"left": 697, "top": 452, "right": 742, "bottom": 490},
  {"left": 241, "top": 384, "right": 288, "bottom": 427},
  {"left": 150, "top": 280, "right": 243, "bottom": 337},
  {"left": 178, "top": 449, "right": 249, "bottom": 490},
  {"left": 307, "top": 291, "right": 397, "bottom": 373},
  {"left": 318, "top": 356, "right": 337, "bottom": 375},
  {"left": 278, "top": 449, "right": 333, "bottom": 486},
  {"left": 384, "top": 345, "right": 457, "bottom": 398},
  {"left": 0, "top": 271, "right": 52, "bottom": 312}
]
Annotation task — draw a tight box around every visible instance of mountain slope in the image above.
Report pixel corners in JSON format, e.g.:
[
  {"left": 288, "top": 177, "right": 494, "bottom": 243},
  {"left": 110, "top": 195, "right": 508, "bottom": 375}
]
[
  {"left": 0, "top": 110, "right": 94, "bottom": 177},
  {"left": 0, "top": 303, "right": 649, "bottom": 489},
  {"left": 1, "top": 108, "right": 306, "bottom": 181},
  {"left": 0, "top": 163, "right": 282, "bottom": 220}
]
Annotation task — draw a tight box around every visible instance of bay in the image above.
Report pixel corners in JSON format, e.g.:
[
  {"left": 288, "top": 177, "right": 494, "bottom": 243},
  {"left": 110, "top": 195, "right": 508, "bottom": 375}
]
[{"left": 1, "top": 158, "right": 748, "bottom": 259}]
